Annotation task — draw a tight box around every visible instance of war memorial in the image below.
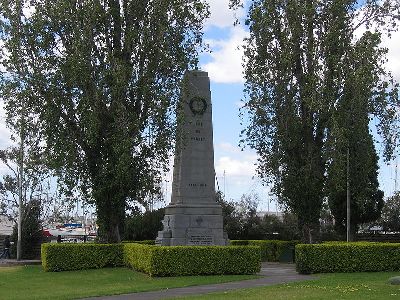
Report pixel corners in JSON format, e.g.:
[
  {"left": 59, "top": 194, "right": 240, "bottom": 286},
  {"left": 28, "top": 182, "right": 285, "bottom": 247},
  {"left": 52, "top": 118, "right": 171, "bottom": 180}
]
[{"left": 156, "top": 70, "right": 228, "bottom": 246}]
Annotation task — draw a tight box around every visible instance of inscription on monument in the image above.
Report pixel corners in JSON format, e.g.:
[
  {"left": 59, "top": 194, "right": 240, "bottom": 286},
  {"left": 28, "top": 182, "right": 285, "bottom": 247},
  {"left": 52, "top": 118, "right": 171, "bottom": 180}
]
[
  {"left": 191, "top": 137, "right": 205, "bottom": 141},
  {"left": 187, "top": 229, "right": 213, "bottom": 245},
  {"left": 188, "top": 235, "right": 213, "bottom": 245},
  {"left": 188, "top": 183, "right": 207, "bottom": 187}
]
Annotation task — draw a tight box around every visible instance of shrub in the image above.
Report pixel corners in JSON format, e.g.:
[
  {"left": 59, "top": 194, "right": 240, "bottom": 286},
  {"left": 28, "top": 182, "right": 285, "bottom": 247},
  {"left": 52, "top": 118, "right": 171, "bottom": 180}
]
[
  {"left": 124, "top": 244, "right": 261, "bottom": 276},
  {"left": 230, "top": 240, "right": 299, "bottom": 262},
  {"left": 124, "top": 208, "right": 164, "bottom": 241},
  {"left": 41, "top": 243, "right": 124, "bottom": 272},
  {"left": 123, "top": 243, "right": 154, "bottom": 274},
  {"left": 296, "top": 242, "right": 400, "bottom": 274},
  {"left": 122, "top": 240, "right": 155, "bottom": 245},
  {"left": 42, "top": 242, "right": 261, "bottom": 276}
]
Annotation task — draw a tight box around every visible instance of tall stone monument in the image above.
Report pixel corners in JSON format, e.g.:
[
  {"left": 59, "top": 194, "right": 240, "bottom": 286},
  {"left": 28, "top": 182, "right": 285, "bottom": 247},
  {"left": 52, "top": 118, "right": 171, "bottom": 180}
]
[{"left": 156, "top": 70, "right": 228, "bottom": 246}]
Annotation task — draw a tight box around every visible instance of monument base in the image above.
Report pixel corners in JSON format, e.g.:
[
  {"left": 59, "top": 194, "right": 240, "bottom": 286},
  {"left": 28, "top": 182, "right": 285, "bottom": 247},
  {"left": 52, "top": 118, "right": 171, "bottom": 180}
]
[{"left": 156, "top": 204, "right": 229, "bottom": 246}]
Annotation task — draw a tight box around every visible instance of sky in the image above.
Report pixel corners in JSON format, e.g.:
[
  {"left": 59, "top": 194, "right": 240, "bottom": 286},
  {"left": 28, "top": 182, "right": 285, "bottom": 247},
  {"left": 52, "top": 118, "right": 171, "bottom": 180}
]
[{"left": 0, "top": 0, "right": 399, "bottom": 213}]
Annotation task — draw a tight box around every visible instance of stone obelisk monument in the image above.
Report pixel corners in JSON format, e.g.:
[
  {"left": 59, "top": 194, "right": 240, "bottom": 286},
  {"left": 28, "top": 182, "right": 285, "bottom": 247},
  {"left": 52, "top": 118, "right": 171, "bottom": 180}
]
[{"left": 156, "top": 70, "right": 228, "bottom": 246}]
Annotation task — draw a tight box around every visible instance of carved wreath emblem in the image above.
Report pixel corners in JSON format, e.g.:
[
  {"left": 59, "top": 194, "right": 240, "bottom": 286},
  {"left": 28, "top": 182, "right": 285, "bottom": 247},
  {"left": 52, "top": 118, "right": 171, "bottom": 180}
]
[{"left": 189, "top": 96, "right": 207, "bottom": 115}]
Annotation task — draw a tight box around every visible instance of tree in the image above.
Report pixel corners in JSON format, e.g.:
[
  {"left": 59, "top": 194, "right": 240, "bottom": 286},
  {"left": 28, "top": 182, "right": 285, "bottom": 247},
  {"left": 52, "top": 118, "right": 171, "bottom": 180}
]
[
  {"left": 216, "top": 192, "right": 264, "bottom": 240},
  {"left": 231, "top": 0, "right": 399, "bottom": 243},
  {"left": 124, "top": 207, "right": 165, "bottom": 241},
  {"left": 215, "top": 191, "right": 242, "bottom": 239},
  {"left": 380, "top": 192, "right": 400, "bottom": 232},
  {"left": 0, "top": 0, "right": 209, "bottom": 242},
  {"left": 0, "top": 146, "right": 49, "bottom": 259},
  {"left": 326, "top": 110, "right": 384, "bottom": 238},
  {"left": 10, "top": 199, "right": 42, "bottom": 259}
]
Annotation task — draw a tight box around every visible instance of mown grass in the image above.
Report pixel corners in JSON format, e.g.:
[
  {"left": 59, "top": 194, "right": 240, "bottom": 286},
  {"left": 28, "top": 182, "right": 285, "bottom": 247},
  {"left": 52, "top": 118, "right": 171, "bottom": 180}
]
[
  {"left": 0, "top": 265, "right": 258, "bottom": 300},
  {"left": 174, "top": 271, "right": 400, "bottom": 300}
]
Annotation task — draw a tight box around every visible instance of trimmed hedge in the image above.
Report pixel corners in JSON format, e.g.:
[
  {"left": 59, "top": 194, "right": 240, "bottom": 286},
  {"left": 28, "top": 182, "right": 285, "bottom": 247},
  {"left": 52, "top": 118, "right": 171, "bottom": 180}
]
[
  {"left": 296, "top": 242, "right": 400, "bottom": 274},
  {"left": 42, "top": 243, "right": 261, "bottom": 276},
  {"left": 230, "top": 240, "right": 299, "bottom": 262},
  {"left": 122, "top": 240, "right": 156, "bottom": 245},
  {"left": 41, "top": 243, "right": 124, "bottom": 272},
  {"left": 124, "top": 244, "right": 261, "bottom": 276},
  {"left": 123, "top": 243, "right": 154, "bottom": 274}
]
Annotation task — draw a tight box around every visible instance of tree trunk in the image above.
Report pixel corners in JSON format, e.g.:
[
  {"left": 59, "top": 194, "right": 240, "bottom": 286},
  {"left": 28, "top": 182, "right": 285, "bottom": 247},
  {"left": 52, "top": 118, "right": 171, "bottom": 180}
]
[
  {"left": 300, "top": 221, "right": 320, "bottom": 244},
  {"left": 95, "top": 190, "right": 124, "bottom": 243}
]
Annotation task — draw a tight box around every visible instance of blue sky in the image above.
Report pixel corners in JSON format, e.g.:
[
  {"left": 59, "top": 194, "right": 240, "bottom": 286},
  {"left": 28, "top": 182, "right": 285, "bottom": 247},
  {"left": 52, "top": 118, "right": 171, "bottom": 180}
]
[{"left": 0, "top": 0, "right": 399, "bottom": 213}]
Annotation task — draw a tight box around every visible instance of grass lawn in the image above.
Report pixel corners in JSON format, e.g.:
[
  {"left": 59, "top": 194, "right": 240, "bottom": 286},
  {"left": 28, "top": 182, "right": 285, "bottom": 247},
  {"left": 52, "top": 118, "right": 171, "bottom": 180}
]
[
  {"left": 0, "top": 265, "right": 258, "bottom": 300},
  {"left": 173, "top": 272, "right": 400, "bottom": 300}
]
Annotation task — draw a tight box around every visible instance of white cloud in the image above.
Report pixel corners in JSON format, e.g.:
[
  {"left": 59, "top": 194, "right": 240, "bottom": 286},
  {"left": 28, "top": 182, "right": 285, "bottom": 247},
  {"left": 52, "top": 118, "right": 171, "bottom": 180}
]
[
  {"left": 215, "top": 155, "right": 256, "bottom": 177},
  {"left": 382, "top": 30, "right": 400, "bottom": 82},
  {"left": 215, "top": 142, "right": 241, "bottom": 154},
  {"left": 202, "top": 26, "right": 248, "bottom": 83},
  {"left": 22, "top": 3, "right": 36, "bottom": 18},
  {"left": 205, "top": 0, "right": 245, "bottom": 29},
  {"left": 354, "top": 16, "right": 400, "bottom": 82},
  {"left": 235, "top": 100, "right": 245, "bottom": 108},
  {"left": 0, "top": 104, "right": 12, "bottom": 149},
  {"left": 0, "top": 104, "right": 13, "bottom": 176}
]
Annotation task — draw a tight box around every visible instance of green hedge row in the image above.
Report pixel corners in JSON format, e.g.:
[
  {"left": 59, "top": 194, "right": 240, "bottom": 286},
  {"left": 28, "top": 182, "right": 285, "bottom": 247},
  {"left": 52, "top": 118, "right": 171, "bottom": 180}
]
[
  {"left": 230, "top": 240, "right": 299, "bottom": 262},
  {"left": 296, "top": 242, "right": 400, "bottom": 274},
  {"left": 41, "top": 243, "right": 124, "bottom": 272},
  {"left": 124, "top": 244, "right": 261, "bottom": 276},
  {"left": 122, "top": 240, "right": 156, "bottom": 245},
  {"left": 42, "top": 243, "right": 261, "bottom": 276}
]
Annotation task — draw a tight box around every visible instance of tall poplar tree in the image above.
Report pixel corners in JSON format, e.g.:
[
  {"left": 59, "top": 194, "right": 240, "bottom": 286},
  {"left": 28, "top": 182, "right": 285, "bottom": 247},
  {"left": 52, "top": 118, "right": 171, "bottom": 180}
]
[
  {"left": 0, "top": 0, "right": 209, "bottom": 242},
  {"left": 326, "top": 32, "right": 386, "bottom": 238},
  {"left": 231, "top": 0, "right": 399, "bottom": 242}
]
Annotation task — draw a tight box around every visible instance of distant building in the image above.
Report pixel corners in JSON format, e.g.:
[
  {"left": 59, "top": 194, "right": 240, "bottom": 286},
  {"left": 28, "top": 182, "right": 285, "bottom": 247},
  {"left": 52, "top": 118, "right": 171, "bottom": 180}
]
[{"left": 0, "top": 215, "right": 13, "bottom": 235}]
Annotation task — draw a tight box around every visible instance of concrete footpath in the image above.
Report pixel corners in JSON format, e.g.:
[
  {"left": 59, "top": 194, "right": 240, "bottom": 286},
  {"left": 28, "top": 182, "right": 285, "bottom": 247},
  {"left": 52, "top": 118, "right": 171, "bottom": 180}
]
[
  {"left": 86, "top": 263, "right": 316, "bottom": 300},
  {"left": 0, "top": 258, "right": 41, "bottom": 266}
]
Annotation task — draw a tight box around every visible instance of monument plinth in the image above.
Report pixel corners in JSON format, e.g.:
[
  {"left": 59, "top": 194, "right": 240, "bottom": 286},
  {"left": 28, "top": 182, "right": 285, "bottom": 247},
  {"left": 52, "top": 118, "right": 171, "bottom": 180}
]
[{"left": 156, "top": 70, "right": 228, "bottom": 246}]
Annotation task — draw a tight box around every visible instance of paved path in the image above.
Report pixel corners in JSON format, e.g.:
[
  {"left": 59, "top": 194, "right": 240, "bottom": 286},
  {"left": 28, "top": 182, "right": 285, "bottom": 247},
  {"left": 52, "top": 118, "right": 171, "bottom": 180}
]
[
  {"left": 0, "top": 258, "right": 41, "bottom": 267},
  {"left": 85, "top": 263, "right": 316, "bottom": 300}
]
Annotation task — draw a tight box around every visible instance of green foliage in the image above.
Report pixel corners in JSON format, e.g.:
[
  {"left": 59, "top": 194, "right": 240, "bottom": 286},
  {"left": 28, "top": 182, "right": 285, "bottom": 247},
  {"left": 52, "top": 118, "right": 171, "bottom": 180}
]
[
  {"left": 41, "top": 243, "right": 124, "bottom": 272},
  {"left": 380, "top": 192, "right": 400, "bottom": 232},
  {"left": 42, "top": 243, "right": 260, "bottom": 276},
  {"left": 122, "top": 240, "right": 156, "bottom": 245},
  {"left": 235, "top": 0, "right": 400, "bottom": 243},
  {"left": 10, "top": 199, "right": 43, "bottom": 259},
  {"left": 124, "top": 244, "right": 261, "bottom": 277},
  {"left": 124, "top": 208, "right": 164, "bottom": 241},
  {"left": 296, "top": 242, "right": 400, "bottom": 274},
  {"left": 230, "top": 240, "right": 299, "bottom": 262},
  {"left": 123, "top": 243, "right": 154, "bottom": 274},
  {"left": 0, "top": 0, "right": 210, "bottom": 243},
  {"left": 216, "top": 192, "right": 300, "bottom": 240},
  {"left": 326, "top": 72, "right": 384, "bottom": 237}
]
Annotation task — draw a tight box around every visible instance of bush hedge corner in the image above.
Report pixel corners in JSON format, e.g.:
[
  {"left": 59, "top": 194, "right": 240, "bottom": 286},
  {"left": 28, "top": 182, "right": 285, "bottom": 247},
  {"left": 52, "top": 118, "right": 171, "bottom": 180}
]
[
  {"left": 296, "top": 242, "right": 400, "bottom": 274},
  {"left": 41, "top": 243, "right": 124, "bottom": 272}
]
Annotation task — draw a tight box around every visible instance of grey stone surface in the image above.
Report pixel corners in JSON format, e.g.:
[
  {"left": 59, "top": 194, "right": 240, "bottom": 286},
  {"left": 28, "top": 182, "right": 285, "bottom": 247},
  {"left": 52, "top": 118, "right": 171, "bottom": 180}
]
[
  {"left": 83, "top": 262, "right": 317, "bottom": 300},
  {"left": 389, "top": 276, "right": 400, "bottom": 285},
  {"left": 0, "top": 259, "right": 41, "bottom": 267},
  {"left": 156, "top": 70, "right": 228, "bottom": 246}
]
